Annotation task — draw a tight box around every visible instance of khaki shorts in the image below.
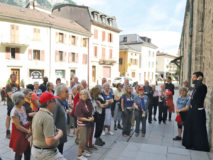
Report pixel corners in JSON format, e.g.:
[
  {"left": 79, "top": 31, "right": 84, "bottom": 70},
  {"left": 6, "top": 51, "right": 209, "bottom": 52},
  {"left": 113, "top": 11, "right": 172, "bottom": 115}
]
[{"left": 78, "top": 126, "right": 90, "bottom": 149}]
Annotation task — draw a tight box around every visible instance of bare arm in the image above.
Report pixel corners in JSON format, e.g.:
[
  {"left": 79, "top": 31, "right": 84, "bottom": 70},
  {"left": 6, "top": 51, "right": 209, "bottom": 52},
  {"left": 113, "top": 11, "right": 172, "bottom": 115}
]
[
  {"left": 96, "top": 101, "right": 108, "bottom": 108},
  {"left": 133, "top": 103, "right": 139, "bottom": 110},
  {"left": 121, "top": 98, "right": 124, "bottom": 112},
  {"left": 12, "top": 117, "right": 30, "bottom": 134},
  {"left": 45, "top": 130, "right": 63, "bottom": 146},
  {"left": 178, "top": 105, "right": 190, "bottom": 112}
]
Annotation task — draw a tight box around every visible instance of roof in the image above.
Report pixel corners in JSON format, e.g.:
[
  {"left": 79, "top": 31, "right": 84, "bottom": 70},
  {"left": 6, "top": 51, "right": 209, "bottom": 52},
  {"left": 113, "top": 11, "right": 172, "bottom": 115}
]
[
  {"left": 156, "top": 51, "right": 178, "bottom": 58},
  {"left": 52, "top": 3, "right": 121, "bottom": 32},
  {"left": 120, "top": 34, "right": 158, "bottom": 49},
  {"left": 0, "top": 3, "right": 91, "bottom": 36},
  {"left": 120, "top": 44, "right": 141, "bottom": 52}
]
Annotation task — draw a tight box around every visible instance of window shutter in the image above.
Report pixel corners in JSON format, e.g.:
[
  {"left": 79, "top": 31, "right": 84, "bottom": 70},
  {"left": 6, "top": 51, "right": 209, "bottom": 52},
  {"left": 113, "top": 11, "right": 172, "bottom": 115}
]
[
  {"left": 76, "top": 53, "right": 79, "bottom": 63},
  {"left": 82, "top": 54, "right": 87, "bottom": 64},
  {"left": 68, "top": 52, "right": 72, "bottom": 63},
  {"left": 63, "top": 52, "right": 67, "bottom": 62},
  {"left": 15, "top": 48, "right": 20, "bottom": 60},
  {"left": 55, "top": 51, "right": 58, "bottom": 62},
  {"left": 56, "top": 32, "right": 59, "bottom": 43},
  {"left": 111, "top": 34, "right": 113, "bottom": 42},
  {"left": 5, "top": 47, "right": 11, "bottom": 59},
  {"left": 102, "top": 48, "right": 105, "bottom": 60},
  {"left": 28, "top": 49, "right": 32, "bottom": 61},
  {"left": 108, "top": 33, "right": 110, "bottom": 42},
  {"left": 41, "top": 50, "right": 45, "bottom": 61},
  {"left": 109, "top": 49, "right": 113, "bottom": 59},
  {"left": 64, "top": 34, "right": 67, "bottom": 44}
]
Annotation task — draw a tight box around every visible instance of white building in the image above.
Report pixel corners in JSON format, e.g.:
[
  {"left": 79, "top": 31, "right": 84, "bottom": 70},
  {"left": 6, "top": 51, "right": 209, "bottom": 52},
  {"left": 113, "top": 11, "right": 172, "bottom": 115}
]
[
  {"left": 120, "top": 34, "right": 158, "bottom": 84},
  {"left": 52, "top": 4, "right": 121, "bottom": 87},
  {"left": 0, "top": 3, "right": 90, "bottom": 87},
  {"left": 156, "top": 51, "right": 178, "bottom": 79}
]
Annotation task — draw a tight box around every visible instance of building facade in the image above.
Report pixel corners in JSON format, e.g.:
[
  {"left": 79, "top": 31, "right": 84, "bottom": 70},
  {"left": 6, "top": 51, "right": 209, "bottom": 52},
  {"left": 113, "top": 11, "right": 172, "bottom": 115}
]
[
  {"left": 52, "top": 4, "right": 121, "bottom": 87},
  {"left": 119, "top": 45, "right": 140, "bottom": 82},
  {"left": 156, "top": 51, "right": 178, "bottom": 80},
  {"left": 179, "top": 0, "right": 213, "bottom": 149},
  {"left": 0, "top": 3, "right": 90, "bottom": 87},
  {"left": 120, "top": 34, "right": 158, "bottom": 84}
]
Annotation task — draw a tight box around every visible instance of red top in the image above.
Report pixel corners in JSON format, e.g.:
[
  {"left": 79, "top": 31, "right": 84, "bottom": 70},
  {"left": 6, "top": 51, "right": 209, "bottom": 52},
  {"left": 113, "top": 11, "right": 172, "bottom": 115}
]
[
  {"left": 71, "top": 93, "right": 80, "bottom": 116},
  {"left": 166, "top": 89, "right": 175, "bottom": 113}
]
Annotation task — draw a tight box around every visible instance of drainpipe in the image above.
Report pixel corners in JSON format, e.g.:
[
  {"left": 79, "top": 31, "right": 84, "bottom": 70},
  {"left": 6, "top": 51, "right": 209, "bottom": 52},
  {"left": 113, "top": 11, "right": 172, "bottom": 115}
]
[
  {"left": 87, "top": 38, "right": 90, "bottom": 89},
  {"left": 188, "top": 0, "right": 194, "bottom": 86}
]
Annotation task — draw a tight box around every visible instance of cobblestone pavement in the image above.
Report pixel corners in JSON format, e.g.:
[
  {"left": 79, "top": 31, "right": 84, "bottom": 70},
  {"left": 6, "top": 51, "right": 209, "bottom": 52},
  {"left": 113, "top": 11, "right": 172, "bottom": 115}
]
[{"left": 0, "top": 90, "right": 213, "bottom": 160}]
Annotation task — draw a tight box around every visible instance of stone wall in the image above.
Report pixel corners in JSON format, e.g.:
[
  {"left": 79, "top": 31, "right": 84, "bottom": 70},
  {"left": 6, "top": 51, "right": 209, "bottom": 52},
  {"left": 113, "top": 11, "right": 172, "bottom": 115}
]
[{"left": 179, "top": 0, "right": 213, "bottom": 150}]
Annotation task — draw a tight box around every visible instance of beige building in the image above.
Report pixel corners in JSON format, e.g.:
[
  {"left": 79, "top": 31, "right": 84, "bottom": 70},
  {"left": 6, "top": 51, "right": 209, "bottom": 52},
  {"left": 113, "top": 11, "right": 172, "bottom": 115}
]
[
  {"left": 119, "top": 45, "right": 140, "bottom": 81},
  {"left": 0, "top": 3, "right": 90, "bottom": 87},
  {"left": 52, "top": 4, "right": 121, "bottom": 87},
  {"left": 179, "top": 0, "right": 213, "bottom": 149},
  {"left": 156, "top": 51, "right": 178, "bottom": 79}
]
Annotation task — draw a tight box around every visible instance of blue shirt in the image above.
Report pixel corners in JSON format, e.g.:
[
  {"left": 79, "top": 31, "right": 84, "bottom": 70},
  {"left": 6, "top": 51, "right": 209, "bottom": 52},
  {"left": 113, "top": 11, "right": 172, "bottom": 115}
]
[
  {"left": 121, "top": 94, "right": 134, "bottom": 108},
  {"left": 134, "top": 95, "right": 148, "bottom": 110},
  {"left": 177, "top": 96, "right": 190, "bottom": 110}
]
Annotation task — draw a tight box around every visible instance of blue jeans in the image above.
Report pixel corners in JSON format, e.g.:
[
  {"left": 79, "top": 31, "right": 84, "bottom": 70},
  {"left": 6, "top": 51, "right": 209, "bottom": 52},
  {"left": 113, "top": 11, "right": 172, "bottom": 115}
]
[{"left": 135, "top": 110, "right": 147, "bottom": 134}]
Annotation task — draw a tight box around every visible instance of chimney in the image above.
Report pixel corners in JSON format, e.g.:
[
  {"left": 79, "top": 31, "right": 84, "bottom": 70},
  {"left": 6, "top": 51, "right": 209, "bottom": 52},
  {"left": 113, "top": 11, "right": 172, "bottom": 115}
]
[{"left": 29, "top": 0, "right": 35, "bottom": 9}]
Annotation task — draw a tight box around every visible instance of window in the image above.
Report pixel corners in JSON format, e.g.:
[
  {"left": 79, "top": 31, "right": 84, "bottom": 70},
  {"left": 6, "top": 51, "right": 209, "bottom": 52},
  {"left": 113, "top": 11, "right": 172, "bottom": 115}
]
[
  {"left": 94, "top": 29, "right": 98, "bottom": 39},
  {"left": 83, "top": 38, "right": 87, "bottom": 47},
  {"left": 55, "top": 70, "right": 65, "bottom": 78},
  {"left": 132, "top": 72, "right": 135, "bottom": 78},
  {"left": 92, "top": 66, "right": 96, "bottom": 82},
  {"left": 59, "top": 33, "right": 64, "bottom": 43},
  {"left": 94, "top": 46, "right": 98, "bottom": 57},
  {"left": 11, "top": 48, "right": 16, "bottom": 59},
  {"left": 33, "top": 50, "right": 40, "bottom": 60},
  {"left": 108, "top": 18, "right": 113, "bottom": 26},
  {"left": 72, "top": 53, "right": 75, "bottom": 62},
  {"left": 108, "top": 33, "right": 113, "bottom": 42},
  {"left": 152, "top": 62, "right": 154, "bottom": 68},
  {"left": 71, "top": 36, "right": 76, "bottom": 45},
  {"left": 82, "top": 54, "right": 87, "bottom": 64},
  {"left": 102, "top": 31, "right": 105, "bottom": 41},
  {"left": 29, "top": 70, "right": 44, "bottom": 79},
  {"left": 92, "top": 12, "right": 98, "bottom": 21},
  {"left": 59, "top": 51, "right": 63, "bottom": 61},
  {"left": 33, "top": 28, "right": 40, "bottom": 41},
  {"left": 123, "top": 37, "right": 127, "bottom": 42},
  {"left": 119, "top": 58, "right": 123, "bottom": 65},
  {"left": 101, "top": 15, "right": 106, "bottom": 23},
  {"left": 10, "top": 24, "right": 19, "bottom": 43}
]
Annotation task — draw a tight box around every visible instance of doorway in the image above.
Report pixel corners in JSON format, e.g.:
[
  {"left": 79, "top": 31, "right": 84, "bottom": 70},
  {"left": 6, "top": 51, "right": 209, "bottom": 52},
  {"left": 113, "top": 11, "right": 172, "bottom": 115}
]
[{"left": 11, "top": 69, "right": 20, "bottom": 84}]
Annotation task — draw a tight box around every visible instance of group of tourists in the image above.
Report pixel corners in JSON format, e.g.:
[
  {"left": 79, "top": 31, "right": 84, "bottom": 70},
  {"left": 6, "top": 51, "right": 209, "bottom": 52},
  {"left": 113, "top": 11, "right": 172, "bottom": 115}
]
[{"left": 0, "top": 71, "right": 210, "bottom": 160}]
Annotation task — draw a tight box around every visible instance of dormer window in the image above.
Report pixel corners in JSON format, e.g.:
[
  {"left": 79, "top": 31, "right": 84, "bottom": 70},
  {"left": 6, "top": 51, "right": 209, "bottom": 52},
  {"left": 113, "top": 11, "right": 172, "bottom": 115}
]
[
  {"left": 108, "top": 18, "right": 113, "bottom": 26},
  {"left": 123, "top": 37, "right": 127, "bottom": 42},
  {"left": 101, "top": 15, "right": 106, "bottom": 23},
  {"left": 92, "top": 11, "right": 98, "bottom": 21}
]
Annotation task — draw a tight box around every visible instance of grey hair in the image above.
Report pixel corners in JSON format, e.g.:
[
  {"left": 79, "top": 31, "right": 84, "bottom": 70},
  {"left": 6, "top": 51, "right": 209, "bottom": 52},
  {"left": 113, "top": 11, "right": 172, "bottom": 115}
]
[
  {"left": 179, "top": 87, "right": 188, "bottom": 92},
  {"left": 80, "top": 89, "right": 89, "bottom": 96},
  {"left": 103, "top": 82, "right": 110, "bottom": 89},
  {"left": 46, "top": 82, "right": 53, "bottom": 88},
  {"left": 23, "top": 89, "right": 32, "bottom": 95},
  {"left": 34, "top": 81, "right": 39, "bottom": 85},
  {"left": 56, "top": 83, "right": 67, "bottom": 96},
  {"left": 95, "top": 85, "right": 102, "bottom": 89},
  {"left": 12, "top": 92, "right": 25, "bottom": 105}
]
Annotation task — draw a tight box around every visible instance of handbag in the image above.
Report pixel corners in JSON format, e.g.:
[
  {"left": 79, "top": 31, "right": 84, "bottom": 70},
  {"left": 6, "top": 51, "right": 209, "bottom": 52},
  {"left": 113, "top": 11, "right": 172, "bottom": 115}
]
[{"left": 142, "top": 111, "right": 146, "bottom": 118}]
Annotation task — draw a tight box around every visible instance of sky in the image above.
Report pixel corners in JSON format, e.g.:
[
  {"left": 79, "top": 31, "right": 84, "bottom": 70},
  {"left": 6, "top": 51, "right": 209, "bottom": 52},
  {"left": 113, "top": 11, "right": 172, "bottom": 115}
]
[{"left": 73, "top": 0, "right": 186, "bottom": 55}]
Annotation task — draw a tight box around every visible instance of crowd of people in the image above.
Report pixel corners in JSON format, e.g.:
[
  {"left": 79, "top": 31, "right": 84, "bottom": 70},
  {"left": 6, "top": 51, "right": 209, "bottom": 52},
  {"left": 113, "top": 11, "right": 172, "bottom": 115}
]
[{"left": 0, "top": 71, "right": 210, "bottom": 160}]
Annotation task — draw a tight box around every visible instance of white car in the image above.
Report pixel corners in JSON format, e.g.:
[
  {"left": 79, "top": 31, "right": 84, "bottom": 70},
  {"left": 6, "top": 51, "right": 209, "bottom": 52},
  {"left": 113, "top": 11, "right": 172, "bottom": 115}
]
[{"left": 112, "top": 77, "right": 133, "bottom": 87}]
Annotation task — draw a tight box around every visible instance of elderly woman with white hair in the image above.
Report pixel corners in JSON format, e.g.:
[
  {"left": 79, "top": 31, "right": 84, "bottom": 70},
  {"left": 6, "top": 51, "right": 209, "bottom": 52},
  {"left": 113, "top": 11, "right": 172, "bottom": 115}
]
[
  {"left": 9, "top": 92, "right": 31, "bottom": 160},
  {"left": 102, "top": 83, "right": 114, "bottom": 136}
]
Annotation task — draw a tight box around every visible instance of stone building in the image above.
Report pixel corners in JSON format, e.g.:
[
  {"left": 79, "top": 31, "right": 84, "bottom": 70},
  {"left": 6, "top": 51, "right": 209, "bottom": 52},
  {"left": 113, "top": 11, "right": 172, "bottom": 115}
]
[{"left": 179, "top": 0, "right": 213, "bottom": 149}]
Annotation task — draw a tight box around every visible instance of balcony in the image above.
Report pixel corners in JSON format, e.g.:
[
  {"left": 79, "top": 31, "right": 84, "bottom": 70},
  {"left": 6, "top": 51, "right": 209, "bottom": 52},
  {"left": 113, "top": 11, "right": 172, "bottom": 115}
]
[
  {"left": 99, "top": 59, "right": 117, "bottom": 65},
  {"left": 0, "top": 33, "right": 30, "bottom": 47}
]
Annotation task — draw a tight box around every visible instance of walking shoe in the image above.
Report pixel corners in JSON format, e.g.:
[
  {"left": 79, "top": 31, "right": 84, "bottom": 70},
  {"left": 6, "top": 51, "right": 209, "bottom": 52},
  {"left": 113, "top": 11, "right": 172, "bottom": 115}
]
[
  {"left": 88, "top": 145, "right": 98, "bottom": 150},
  {"left": 6, "top": 130, "right": 10, "bottom": 139},
  {"left": 83, "top": 151, "right": 91, "bottom": 157},
  {"left": 100, "top": 138, "right": 105, "bottom": 145},
  {"left": 95, "top": 138, "right": 104, "bottom": 146},
  {"left": 108, "top": 131, "right": 114, "bottom": 136},
  {"left": 118, "top": 123, "right": 122, "bottom": 129},
  {"left": 148, "top": 120, "right": 152, "bottom": 124},
  {"left": 114, "top": 124, "right": 117, "bottom": 130},
  {"left": 163, "top": 121, "right": 166, "bottom": 124},
  {"left": 173, "top": 136, "right": 182, "bottom": 141},
  {"left": 135, "top": 133, "right": 139, "bottom": 137},
  {"left": 154, "top": 117, "right": 157, "bottom": 121},
  {"left": 102, "top": 131, "right": 106, "bottom": 136},
  {"left": 142, "top": 133, "right": 145, "bottom": 137},
  {"left": 77, "top": 155, "right": 88, "bottom": 160}
]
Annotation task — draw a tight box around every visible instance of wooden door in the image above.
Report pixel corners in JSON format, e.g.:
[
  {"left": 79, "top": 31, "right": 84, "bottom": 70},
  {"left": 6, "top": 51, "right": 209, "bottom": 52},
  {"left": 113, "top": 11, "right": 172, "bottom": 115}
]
[{"left": 11, "top": 69, "right": 20, "bottom": 84}]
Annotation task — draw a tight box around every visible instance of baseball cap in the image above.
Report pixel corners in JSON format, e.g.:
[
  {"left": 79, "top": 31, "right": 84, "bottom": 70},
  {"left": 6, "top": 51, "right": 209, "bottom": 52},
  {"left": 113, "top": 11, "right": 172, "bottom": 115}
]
[
  {"left": 138, "top": 86, "right": 145, "bottom": 90},
  {"left": 39, "top": 92, "right": 59, "bottom": 104}
]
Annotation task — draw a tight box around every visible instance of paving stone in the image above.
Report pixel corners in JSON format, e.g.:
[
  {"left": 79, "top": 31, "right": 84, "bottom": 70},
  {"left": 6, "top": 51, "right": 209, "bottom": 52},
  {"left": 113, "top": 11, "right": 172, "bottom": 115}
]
[
  {"left": 168, "top": 146, "right": 190, "bottom": 155},
  {"left": 190, "top": 150, "right": 209, "bottom": 160},
  {"left": 167, "top": 153, "right": 191, "bottom": 160},
  {"left": 136, "top": 152, "right": 166, "bottom": 160}
]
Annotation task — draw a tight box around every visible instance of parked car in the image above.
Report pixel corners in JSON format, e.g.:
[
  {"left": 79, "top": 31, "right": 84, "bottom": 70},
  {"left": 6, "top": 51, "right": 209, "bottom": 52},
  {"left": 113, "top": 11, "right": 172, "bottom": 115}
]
[{"left": 112, "top": 77, "right": 133, "bottom": 87}]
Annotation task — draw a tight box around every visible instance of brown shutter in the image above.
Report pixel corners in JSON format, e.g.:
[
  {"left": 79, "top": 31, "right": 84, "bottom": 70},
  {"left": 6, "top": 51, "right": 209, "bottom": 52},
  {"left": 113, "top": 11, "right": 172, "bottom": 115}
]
[
  {"left": 63, "top": 52, "right": 67, "bottom": 62},
  {"left": 5, "top": 47, "right": 11, "bottom": 59},
  {"left": 76, "top": 53, "right": 79, "bottom": 63},
  {"left": 109, "top": 49, "right": 113, "bottom": 59},
  {"left": 102, "top": 48, "right": 105, "bottom": 60},
  {"left": 68, "top": 52, "right": 72, "bottom": 63},
  {"left": 56, "top": 32, "right": 59, "bottom": 43},
  {"left": 15, "top": 48, "right": 20, "bottom": 60},
  {"left": 55, "top": 51, "right": 59, "bottom": 62},
  {"left": 41, "top": 50, "right": 45, "bottom": 61},
  {"left": 28, "top": 49, "right": 32, "bottom": 61}
]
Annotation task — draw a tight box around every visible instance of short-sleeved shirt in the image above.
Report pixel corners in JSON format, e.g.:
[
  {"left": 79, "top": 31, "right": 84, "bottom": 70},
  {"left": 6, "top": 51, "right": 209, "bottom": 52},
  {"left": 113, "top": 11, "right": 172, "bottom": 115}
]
[
  {"left": 6, "top": 83, "right": 20, "bottom": 107},
  {"left": 34, "top": 89, "right": 42, "bottom": 99},
  {"left": 177, "top": 96, "right": 190, "bottom": 110},
  {"left": 102, "top": 91, "right": 113, "bottom": 109},
  {"left": 32, "top": 108, "right": 59, "bottom": 148},
  {"left": 121, "top": 94, "right": 134, "bottom": 109},
  {"left": 114, "top": 90, "right": 123, "bottom": 99},
  {"left": 10, "top": 106, "right": 28, "bottom": 126}
]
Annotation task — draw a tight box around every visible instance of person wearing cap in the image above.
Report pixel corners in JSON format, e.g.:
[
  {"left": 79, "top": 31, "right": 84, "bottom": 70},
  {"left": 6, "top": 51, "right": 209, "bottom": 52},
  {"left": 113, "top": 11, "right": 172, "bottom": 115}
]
[
  {"left": 133, "top": 86, "right": 148, "bottom": 137},
  {"left": 31, "top": 92, "right": 66, "bottom": 160},
  {"left": 54, "top": 84, "right": 69, "bottom": 154}
]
